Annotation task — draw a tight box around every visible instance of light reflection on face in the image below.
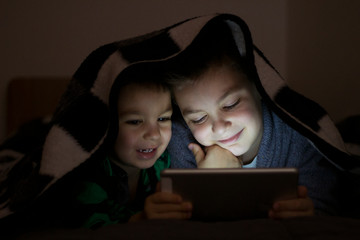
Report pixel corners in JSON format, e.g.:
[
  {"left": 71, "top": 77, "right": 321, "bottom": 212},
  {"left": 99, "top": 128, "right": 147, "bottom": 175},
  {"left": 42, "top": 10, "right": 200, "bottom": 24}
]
[{"left": 174, "top": 64, "right": 263, "bottom": 163}]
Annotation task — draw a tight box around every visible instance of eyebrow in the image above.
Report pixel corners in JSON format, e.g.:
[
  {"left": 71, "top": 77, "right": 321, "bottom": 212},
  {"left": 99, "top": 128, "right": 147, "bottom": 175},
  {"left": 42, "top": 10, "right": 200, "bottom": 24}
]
[
  {"left": 162, "top": 108, "right": 173, "bottom": 114},
  {"left": 182, "top": 108, "right": 202, "bottom": 116},
  {"left": 218, "top": 87, "right": 241, "bottom": 103},
  {"left": 182, "top": 87, "right": 241, "bottom": 116}
]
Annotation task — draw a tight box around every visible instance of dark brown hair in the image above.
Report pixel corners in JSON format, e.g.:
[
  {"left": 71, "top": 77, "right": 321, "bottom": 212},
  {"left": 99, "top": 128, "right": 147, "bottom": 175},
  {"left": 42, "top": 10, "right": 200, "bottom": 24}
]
[{"left": 164, "top": 19, "right": 256, "bottom": 88}]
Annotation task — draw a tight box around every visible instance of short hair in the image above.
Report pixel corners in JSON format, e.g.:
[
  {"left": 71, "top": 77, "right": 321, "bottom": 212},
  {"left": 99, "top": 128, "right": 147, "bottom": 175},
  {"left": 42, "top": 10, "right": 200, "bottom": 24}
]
[
  {"left": 164, "top": 19, "right": 256, "bottom": 88},
  {"left": 113, "top": 62, "right": 171, "bottom": 94}
]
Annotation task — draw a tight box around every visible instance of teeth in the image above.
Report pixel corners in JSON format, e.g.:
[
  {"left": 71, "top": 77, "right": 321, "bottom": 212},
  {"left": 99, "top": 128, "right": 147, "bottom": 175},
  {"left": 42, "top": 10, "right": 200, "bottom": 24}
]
[{"left": 139, "top": 149, "right": 154, "bottom": 153}]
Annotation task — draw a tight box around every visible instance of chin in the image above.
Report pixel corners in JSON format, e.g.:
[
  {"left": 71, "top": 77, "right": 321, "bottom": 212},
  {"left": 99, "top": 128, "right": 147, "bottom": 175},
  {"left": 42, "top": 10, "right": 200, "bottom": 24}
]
[
  {"left": 136, "top": 160, "right": 158, "bottom": 169},
  {"left": 226, "top": 145, "right": 248, "bottom": 157}
]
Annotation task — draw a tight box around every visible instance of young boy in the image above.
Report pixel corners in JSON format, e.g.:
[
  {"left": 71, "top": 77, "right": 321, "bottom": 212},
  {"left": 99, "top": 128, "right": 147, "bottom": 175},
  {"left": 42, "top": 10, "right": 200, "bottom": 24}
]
[
  {"left": 70, "top": 67, "right": 192, "bottom": 229},
  {"left": 0, "top": 66, "right": 192, "bottom": 234},
  {"left": 165, "top": 20, "right": 341, "bottom": 219}
]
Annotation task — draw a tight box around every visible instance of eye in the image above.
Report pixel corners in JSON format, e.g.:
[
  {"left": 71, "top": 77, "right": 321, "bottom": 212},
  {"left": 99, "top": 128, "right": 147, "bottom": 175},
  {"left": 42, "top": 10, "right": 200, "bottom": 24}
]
[
  {"left": 190, "top": 115, "right": 207, "bottom": 125},
  {"left": 223, "top": 99, "right": 240, "bottom": 110},
  {"left": 125, "top": 120, "right": 142, "bottom": 125},
  {"left": 158, "top": 116, "right": 172, "bottom": 122}
]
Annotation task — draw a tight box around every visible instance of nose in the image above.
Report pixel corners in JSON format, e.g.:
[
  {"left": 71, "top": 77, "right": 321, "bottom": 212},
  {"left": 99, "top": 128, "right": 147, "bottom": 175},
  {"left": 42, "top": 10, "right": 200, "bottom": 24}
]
[
  {"left": 212, "top": 117, "right": 231, "bottom": 135},
  {"left": 144, "top": 123, "right": 161, "bottom": 140}
]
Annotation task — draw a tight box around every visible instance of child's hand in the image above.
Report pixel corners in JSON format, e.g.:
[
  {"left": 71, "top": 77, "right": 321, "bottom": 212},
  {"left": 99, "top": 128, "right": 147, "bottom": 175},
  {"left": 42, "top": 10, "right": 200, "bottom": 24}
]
[
  {"left": 269, "top": 185, "right": 314, "bottom": 219},
  {"left": 142, "top": 183, "right": 192, "bottom": 220},
  {"left": 188, "top": 143, "right": 242, "bottom": 168}
]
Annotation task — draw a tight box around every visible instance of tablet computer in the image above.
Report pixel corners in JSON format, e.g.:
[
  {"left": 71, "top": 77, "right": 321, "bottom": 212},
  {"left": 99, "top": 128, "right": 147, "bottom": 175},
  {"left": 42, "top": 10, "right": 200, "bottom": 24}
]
[{"left": 160, "top": 168, "right": 298, "bottom": 221}]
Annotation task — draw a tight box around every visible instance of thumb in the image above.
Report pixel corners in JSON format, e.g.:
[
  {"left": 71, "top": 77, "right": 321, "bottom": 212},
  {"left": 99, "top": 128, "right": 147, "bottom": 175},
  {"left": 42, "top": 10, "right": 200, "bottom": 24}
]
[
  {"left": 188, "top": 143, "right": 205, "bottom": 165},
  {"left": 297, "top": 185, "right": 308, "bottom": 198}
]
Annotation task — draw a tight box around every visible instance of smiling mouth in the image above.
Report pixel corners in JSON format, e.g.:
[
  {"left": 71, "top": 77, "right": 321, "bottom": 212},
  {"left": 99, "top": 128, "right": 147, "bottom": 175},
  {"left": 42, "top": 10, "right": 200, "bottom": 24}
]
[
  {"left": 218, "top": 129, "right": 244, "bottom": 145},
  {"left": 136, "top": 147, "right": 158, "bottom": 159},
  {"left": 138, "top": 148, "right": 155, "bottom": 153}
]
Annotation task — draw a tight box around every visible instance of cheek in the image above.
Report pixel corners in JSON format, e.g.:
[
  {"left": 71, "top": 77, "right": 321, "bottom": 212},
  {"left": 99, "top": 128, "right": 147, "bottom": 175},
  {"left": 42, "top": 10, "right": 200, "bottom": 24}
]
[
  {"left": 190, "top": 125, "right": 212, "bottom": 146},
  {"left": 161, "top": 126, "right": 172, "bottom": 144},
  {"left": 232, "top": 101, "right": 261, "bottom": 124},
  {"left": 232, "top": 110, "right": 253, "bottom": 123},
  {"left": 114, "top": 127, "right": 137, "bottom": 152}
]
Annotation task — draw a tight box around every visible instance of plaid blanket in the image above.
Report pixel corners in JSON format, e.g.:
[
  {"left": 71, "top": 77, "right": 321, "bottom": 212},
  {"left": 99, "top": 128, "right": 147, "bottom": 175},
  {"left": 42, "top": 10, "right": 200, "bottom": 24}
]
[{"left": 0, "top": 13, "right": 358, "bottom": 221}]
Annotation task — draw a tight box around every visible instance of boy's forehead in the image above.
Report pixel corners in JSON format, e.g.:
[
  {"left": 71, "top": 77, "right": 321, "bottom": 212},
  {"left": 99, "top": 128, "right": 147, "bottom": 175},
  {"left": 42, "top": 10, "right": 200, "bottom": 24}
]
[
  {"left": 173, "top": 65, "right": 256, "bottom": 111},
  {"left": 117, "top": 84, "right": 171, "bottom": 107},
  {"left": 181, "top": 65, "right": 250, "bottom": 94}
]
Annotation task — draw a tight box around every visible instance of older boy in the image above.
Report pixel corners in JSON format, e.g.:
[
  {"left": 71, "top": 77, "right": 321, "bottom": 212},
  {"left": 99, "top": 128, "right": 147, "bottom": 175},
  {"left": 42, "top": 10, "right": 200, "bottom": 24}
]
[{"left": 165, "top": 20, "right": 340, "bottom": 218}]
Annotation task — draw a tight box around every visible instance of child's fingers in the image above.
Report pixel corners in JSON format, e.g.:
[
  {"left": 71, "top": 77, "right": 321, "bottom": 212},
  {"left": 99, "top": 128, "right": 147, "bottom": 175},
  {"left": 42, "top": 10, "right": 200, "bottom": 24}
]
[
  {"left": 272, "top": 185, "right": 313, "bottom": 212},
  {"left": 203, "top": 145, "right": 242, "bottom": 168},
  {"left": 269, "top": 208, "right": 313, "bottom": 219},
  {"left": 188, "top": 143, "right": 205, "bottom": 165},
  {"left": 145, "top": 201, "right": 192, "bottom": 219},
  {"left": 269, "top": 197, "right": 314, "bottom": 219},
  {"left": 148, "top": 208, "right": 192, "bottom": 220},
  {"left": 297, "top": 185, "right": 308, "bottom": 198},
  {"left": 148, "top": 192, "right": 183, "bottom": 204},
  {"left": 269, "top": 200, "right": 314, "bottom": 218},
  {"left": 152, "top": 202, "right": 192, "bottom": 214},
  {"left": 273, "top": 198, "right": 313, "bottom": 212}
]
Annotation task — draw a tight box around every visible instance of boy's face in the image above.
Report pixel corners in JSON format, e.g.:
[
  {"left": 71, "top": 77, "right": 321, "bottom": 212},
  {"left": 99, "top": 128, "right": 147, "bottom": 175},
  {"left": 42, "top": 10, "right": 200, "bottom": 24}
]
[
  {"left": 113, "top": 84, "right": 172, "bottom": 169},
  {"left": 173, "top": 64, "right": 263, "bottom": 162}
]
